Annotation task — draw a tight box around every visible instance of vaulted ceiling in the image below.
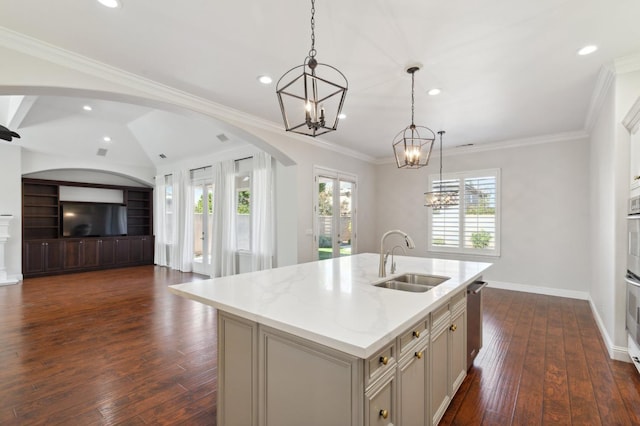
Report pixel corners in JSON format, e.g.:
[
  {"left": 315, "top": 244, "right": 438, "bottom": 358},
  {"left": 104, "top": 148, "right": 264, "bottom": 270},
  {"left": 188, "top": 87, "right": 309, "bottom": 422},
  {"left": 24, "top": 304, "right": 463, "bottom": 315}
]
[{"left": 1, "top": 0, "right": 640, "bottom": 167}]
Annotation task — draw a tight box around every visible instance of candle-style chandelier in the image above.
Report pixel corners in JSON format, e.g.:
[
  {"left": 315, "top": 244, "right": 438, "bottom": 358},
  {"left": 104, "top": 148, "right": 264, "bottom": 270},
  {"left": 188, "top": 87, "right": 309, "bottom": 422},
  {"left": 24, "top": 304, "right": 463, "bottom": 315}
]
[
  {"left": 392, "top": 65, "right": 435, "bottom": 168},
  {"left": 425, "top": 130, "right": 459, "bottom": 208},
  {"left": 276, "top": 0, "right": 348, "bottom": 137}
]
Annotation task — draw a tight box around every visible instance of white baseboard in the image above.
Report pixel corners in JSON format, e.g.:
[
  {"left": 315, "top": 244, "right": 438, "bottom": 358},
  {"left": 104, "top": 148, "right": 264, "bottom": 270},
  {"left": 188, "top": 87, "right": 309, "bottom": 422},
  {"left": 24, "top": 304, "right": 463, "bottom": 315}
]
[
  {"left": 588, "top": 297, "right": 631, "bottom": 362},
  {"left": 487, "top": 280, "right": 589, "bottom": 300}
]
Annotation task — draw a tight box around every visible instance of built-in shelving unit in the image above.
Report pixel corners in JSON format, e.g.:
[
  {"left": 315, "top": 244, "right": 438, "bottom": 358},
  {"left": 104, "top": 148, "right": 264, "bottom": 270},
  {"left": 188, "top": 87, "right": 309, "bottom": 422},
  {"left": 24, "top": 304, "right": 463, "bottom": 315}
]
[
  {"left": 22, "top": 178, "right": 154, "bottom": 278},
  {"left": 22, "top": 180, "right": 60, "bottom": 240},
  {"left": 126, "top": 189, "right": 152, "bottom": 236}
]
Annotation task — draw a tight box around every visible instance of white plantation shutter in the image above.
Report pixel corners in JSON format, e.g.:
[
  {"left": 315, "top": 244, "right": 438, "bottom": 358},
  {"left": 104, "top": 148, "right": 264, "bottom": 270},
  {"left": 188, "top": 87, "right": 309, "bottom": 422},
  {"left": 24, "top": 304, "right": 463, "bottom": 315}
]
[{"left": 428, "top": 169, "right": 500, "bottom": 256}]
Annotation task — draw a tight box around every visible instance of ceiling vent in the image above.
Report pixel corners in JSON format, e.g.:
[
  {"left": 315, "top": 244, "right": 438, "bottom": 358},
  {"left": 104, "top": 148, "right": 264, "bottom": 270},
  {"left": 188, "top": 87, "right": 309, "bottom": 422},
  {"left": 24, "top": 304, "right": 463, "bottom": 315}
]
[
  {"left": 96, "top": 148, "right": 108, "bottom": 157},
  {"left": 159, "top": 153, "right": 167, "bottom": 159},
  {"left": 216, "top": 133, "right": 229, "bottom": 142}
]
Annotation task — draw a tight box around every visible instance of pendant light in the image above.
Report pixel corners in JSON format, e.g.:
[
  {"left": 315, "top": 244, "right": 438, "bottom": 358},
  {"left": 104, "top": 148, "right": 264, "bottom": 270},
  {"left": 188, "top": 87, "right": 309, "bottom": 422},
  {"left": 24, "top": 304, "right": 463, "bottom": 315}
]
[
  {"left": 276, "top": 0, "right": 348, "bottom": 138},
  {"left": 392, "top": 66, "right": 435, "bottom": 169},
  {"left": 424, "top": 131, "right": 459, "bottom": 208}
]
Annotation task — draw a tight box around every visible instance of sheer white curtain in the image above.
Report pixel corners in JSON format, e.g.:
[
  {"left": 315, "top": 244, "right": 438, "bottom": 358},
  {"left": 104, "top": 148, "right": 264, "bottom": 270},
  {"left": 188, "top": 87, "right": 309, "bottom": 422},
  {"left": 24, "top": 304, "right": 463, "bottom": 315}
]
[
  {"left": 251, "top": 152, "right": 274, "bottom": 271},
  {"left": 212, "top": 160, "right": 237, "bottom": 277},
  {"left": 169, "top": 170, "right": 194, "bottom": 272},
  {"left": 153, "top": 174, "right": 168, "bottom": 266}
]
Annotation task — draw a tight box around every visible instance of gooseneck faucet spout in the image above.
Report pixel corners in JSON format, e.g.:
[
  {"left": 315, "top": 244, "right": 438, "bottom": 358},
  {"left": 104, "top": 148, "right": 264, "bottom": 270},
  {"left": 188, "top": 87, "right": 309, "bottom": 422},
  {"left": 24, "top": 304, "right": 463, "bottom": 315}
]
[{"left": 378, "top": 229, "right": 416, "bottom": 277}]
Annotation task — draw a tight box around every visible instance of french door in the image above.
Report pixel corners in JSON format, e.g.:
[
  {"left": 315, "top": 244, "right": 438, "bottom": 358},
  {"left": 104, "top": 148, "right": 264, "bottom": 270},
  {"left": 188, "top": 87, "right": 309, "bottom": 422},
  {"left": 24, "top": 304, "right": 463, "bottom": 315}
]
[
  {"left": 192, "top": 168, "right": 214, "bottom": 274},
  {"left": 314, "top": 167, "right": 357, "bottom": 260}
]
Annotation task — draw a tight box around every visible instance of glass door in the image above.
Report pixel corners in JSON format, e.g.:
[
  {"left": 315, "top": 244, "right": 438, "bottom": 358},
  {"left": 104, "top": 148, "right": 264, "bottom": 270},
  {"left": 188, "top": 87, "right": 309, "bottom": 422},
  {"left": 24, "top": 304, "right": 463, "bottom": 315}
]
[
  {"left": 317, "top": 176, "right": 335, "bottom": 260},
  {"left": 192, "top": 168, "right": 214, "bottom": 275},
  {"left": 314, "top": 168, "right": 357, "bottom": 260}
]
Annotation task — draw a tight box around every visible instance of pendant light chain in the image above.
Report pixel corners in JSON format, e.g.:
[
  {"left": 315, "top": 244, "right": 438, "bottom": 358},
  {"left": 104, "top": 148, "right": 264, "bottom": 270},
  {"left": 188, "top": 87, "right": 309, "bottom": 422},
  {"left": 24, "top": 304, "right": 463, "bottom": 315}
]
[
  {"left": 439, "top": 131, "right": 444, "bottom": 191},
  {"left": 411, "top": 70, "right": 415, "bottom": 127},
  {"left": 309, "top": 0, "right": 316, "bottom": 58}
]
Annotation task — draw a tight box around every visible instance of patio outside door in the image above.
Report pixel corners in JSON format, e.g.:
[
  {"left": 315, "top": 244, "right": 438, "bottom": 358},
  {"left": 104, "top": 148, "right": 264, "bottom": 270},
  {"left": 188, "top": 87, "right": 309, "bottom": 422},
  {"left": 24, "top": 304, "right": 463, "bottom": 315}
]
[
  {"left": 315, "top": 168, "right": 356, "bottom": 260},
  {"left": 192, "top": 169, "right": 214, "bottom": 274}
]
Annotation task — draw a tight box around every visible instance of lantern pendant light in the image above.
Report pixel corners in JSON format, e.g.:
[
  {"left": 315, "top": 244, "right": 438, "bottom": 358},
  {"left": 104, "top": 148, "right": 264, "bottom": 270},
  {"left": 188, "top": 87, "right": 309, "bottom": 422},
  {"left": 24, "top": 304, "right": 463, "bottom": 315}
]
[
  {"left": 424, "top": 131, "right": 459, "bottom": 208},
  {"left": 392, "top": 65, "right": 435, "bottom": 169},
  {"left": 276, "top": 0, "right": 348, "bottom": 137}
]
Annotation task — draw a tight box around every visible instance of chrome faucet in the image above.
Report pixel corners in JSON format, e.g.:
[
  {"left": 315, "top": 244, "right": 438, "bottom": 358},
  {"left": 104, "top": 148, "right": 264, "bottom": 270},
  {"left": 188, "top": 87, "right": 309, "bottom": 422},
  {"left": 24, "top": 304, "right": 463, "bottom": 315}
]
[{"left": 379, "top": 230, "right": 415, "bottom": 277}]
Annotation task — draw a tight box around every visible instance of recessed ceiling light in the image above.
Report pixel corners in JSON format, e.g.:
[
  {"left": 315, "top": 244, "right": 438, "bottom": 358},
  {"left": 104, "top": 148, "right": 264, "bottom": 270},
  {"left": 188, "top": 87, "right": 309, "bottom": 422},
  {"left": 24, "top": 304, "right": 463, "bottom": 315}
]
[
  {"left": 97, "top": 0, "right": 121, "bottom": 8},
  {"left": 428, "top": 88, "right": 441, "bottom": 96},
  {"left": 103, "top": 136, "right": 112, "bottom": 142},
  {"left": 338, "top": 113, "right": 347, "bottom": 120},
  {"left": 257, "top": 75, "right": 273, "bottom": 85},
  {"left": 83, "top": 105, "right": 93, "bottom": 111},
  {"left": 578, "top": 45, "right": 598, "bottom": 56}
]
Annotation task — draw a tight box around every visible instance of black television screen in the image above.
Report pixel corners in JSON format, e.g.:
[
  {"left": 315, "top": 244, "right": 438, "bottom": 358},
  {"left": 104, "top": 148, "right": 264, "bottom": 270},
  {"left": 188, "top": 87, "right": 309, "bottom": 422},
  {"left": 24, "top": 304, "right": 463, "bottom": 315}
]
[{"left": 62, "top": 202, "right": 127, "bottom": 237}]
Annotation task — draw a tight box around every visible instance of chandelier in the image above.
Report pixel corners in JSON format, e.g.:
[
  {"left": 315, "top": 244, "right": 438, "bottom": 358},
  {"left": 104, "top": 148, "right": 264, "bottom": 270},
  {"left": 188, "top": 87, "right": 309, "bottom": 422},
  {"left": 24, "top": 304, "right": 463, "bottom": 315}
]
[
  {"left": 392, "top": 65, "right": 435, "bottom": 168},
  {"left": 425, "top": 131, "right": 459, "bottom": 208},
  {"left": 276, "top": 0, "right": 348, "bottom": 137}
]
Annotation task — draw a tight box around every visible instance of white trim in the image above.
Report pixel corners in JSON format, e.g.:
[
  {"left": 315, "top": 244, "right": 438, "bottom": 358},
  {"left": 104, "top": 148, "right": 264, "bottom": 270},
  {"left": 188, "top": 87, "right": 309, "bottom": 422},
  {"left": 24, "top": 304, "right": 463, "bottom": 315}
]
[
  {"left": 622, "top": 96, "right": 640, "bottom": 135},
  {"left": 585, "top": 65, "right": 616, "bottom": 133},
  {"left": 587, "top": 296, "right": 631, "bottom": 362},
  {"left": 373, "top": 130, "right": 589, "bottom": 164},
  {"left": 488, "top": 280, "right": 589, "bottom": 300},
  {"left": 614, "top": 52, "right": 640, "bottom": 75},
  {"left": 0, "top": 27, "right": 376, "bottom": 165}
]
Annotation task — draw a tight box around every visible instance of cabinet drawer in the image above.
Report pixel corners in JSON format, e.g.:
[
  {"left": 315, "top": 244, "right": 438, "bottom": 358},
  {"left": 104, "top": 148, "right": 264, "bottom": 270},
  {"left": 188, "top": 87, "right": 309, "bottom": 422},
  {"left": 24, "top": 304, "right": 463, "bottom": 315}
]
[
  {"left": 398, "top": 318, "right": 429, "bottom": 357},
  {"left": 451, "top": 290, "right": 466, "bottom": 314},
  {"left": 366, "top": 343, "right": 396, "bottom": 388}
]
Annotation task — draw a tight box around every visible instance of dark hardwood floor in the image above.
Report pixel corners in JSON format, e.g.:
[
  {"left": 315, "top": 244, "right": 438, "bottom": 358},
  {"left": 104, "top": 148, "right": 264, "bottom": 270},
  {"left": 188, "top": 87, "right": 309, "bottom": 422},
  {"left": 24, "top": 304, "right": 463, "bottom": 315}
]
[
  {"left": 442, "top": 288, "right": 640, "bottom": 425},
  {"left": 1, "top": 267, "right": 640, "bottom": 425},
  {"left": 0, "top": 266, "right": 214, "bottom": 425}
]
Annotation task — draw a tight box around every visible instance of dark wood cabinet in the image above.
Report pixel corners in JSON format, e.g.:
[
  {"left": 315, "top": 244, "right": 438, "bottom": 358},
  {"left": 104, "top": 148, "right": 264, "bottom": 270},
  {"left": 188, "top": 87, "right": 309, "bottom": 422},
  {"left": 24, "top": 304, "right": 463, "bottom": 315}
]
[
  {"left": 98, "top": 238, "right": 116, "bottom": 267},
  {"left": 22, "top": 178, "right": 155, "bottom": 278},
  {"left": 23, "top": 240, "right": 64, "bottom": 276}
]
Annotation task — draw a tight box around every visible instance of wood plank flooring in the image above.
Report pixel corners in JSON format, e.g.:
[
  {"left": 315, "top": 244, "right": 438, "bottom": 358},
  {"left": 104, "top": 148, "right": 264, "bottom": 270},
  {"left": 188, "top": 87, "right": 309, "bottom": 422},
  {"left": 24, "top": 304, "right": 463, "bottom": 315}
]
[
  {"left": 1, "top": 267, "right": 640, "bottom": 424},
  {"left": 0, "top": 266, "right": 213, "bottom": 425},
  {"left": 442, "top": 288, "right": 640, "bottom": 425}
]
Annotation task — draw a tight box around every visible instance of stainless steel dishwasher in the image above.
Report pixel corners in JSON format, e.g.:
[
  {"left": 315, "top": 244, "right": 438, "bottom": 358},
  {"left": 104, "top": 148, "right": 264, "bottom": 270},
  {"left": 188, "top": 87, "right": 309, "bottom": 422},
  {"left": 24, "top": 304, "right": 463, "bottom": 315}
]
[{"left": 467, "top": 279, "right": 488, "bottom": 370}]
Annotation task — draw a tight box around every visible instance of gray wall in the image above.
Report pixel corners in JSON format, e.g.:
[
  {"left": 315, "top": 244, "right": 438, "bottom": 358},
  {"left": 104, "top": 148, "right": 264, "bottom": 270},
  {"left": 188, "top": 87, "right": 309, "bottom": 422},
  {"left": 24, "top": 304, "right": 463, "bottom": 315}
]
[{"left": 375, "top": 136, "right": 590, "bottom": 296}]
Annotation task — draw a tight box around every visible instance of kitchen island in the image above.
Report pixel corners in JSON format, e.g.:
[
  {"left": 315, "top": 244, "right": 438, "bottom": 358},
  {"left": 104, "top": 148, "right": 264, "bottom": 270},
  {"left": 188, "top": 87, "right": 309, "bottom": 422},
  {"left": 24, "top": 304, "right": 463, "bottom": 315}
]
[{"left": 169, "top": 253, "right": 491, "bottom": 426}]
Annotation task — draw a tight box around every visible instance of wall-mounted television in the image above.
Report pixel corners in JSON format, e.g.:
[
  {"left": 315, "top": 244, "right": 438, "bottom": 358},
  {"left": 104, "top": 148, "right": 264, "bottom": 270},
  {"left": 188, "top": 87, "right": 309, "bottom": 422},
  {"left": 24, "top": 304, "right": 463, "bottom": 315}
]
[{"left": 61, "top": 202, "right": 127, "bottom": 237}]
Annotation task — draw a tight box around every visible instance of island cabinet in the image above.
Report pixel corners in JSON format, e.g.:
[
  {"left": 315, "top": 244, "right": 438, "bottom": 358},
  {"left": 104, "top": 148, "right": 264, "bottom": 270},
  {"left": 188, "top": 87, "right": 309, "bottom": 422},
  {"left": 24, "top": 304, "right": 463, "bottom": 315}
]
[
  {"left": 217, "top": 288, "right": 467, "bottom": 426},
  {"left": 430, "top": 290, "right": 467, "bottom": 426}
]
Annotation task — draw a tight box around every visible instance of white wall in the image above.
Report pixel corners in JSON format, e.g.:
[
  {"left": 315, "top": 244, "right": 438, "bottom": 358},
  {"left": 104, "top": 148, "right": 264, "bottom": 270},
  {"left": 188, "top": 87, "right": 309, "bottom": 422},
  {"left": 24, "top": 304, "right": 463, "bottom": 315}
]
[
  {"left": 589, "top": 69, "right": 640, "bottom": 359},
  {"left": 376, "top": 136, "right": 591, "bottom": 297},
  {"left": 0, "top": 143, "right": 22, "bottom": 282}
]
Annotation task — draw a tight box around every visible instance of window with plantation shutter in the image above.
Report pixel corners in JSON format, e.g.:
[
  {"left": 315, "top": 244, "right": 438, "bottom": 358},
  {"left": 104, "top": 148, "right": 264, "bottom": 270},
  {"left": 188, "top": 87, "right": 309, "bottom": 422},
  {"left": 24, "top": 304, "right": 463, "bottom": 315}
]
[{"left": 427, "top": 169, "right": 500, "bottom": 256}]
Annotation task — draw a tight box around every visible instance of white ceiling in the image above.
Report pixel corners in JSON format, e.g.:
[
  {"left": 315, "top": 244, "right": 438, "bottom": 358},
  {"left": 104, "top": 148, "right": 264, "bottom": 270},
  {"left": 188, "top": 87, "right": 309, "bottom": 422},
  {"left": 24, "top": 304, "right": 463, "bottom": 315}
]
[{"left": 1, "top": 0, "right": 640, "bottom": 166}]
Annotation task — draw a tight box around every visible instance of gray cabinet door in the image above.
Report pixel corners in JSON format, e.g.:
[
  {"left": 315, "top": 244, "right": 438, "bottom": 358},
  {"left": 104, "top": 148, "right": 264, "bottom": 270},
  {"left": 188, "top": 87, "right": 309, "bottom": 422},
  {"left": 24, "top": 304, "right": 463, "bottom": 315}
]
[
  {"left": 398, "top": 341, "right": 429, "bottom": 426},
  {"left": 450, "top": 307, "right": 467, "bottom": 395}
]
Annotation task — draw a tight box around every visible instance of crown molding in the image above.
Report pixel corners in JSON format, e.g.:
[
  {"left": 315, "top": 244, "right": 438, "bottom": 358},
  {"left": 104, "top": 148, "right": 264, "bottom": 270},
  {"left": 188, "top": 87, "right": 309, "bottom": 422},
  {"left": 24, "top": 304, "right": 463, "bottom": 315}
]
[
  {"left": 584, "top": 65, "right": 616, "bottom": 133},
  {"left": 373, "top": 130, "right": 590, "bottom": 165},
  {"left": 614, "top": 52, "right": 640, "bottom": 74},
  {"left": 622, "top": 96, "right": 640, "bottom": 135},
  {"left": 0, "top": 26, "right": 376, "bottom": 165}
]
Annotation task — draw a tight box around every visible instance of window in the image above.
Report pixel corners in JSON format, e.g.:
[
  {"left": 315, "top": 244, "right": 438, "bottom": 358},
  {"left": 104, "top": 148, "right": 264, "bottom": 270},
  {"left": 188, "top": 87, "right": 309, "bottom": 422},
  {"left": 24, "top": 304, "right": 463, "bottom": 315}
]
[
  {"left": 235, "top": 159, "right": 252, "bottom": 251},
  {"left": 427, "top": 169, "right": 500, "bottom": 256}
]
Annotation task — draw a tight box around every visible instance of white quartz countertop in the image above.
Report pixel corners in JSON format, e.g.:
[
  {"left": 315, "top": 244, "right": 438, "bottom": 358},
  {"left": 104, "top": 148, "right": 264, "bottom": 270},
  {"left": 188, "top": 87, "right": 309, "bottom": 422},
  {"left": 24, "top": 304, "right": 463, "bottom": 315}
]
[{"left": 169, "top": 253, "right": 492, "bottom": 358}]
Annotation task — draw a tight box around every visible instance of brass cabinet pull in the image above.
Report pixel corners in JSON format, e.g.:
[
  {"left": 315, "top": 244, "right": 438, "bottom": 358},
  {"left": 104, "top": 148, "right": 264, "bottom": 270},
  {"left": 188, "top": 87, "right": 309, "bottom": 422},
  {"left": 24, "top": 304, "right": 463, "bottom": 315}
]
[
  {"left": 379, "top": 409, "right": 389, "bottom": 419},
  {"left": 450, "top": 324, "right": 457, "bottom": 332},
  {"left": 415, "top": 351, "right": 423, "bottom": 359},
  {"left": 412, "top": 330, "right": 420, "bottom": 338},
  {"left": 379, "top": 356, "right": 389, "bottom": 365}
]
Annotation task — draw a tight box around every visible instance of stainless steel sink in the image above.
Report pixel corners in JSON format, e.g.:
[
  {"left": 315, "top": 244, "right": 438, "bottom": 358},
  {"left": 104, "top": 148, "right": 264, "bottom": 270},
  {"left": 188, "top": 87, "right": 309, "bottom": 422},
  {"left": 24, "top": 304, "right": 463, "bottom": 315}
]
[{"left": 374, "top": 274, "right": 450, "bottom": 292}]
